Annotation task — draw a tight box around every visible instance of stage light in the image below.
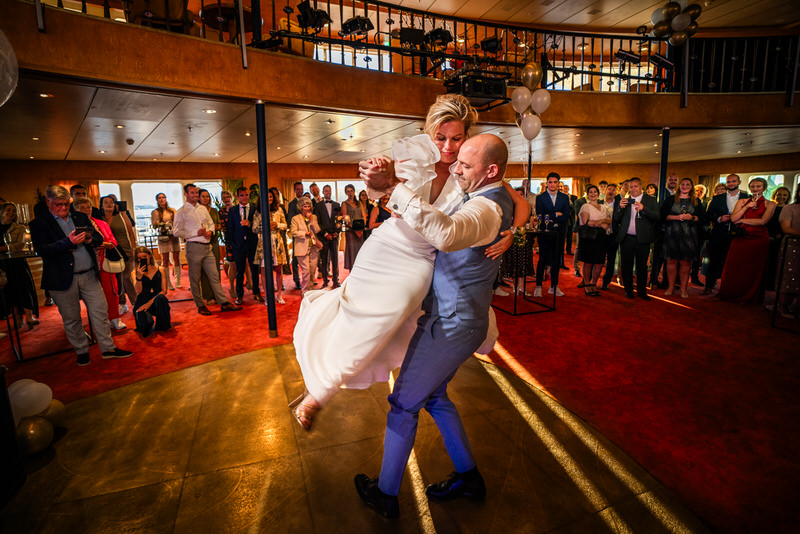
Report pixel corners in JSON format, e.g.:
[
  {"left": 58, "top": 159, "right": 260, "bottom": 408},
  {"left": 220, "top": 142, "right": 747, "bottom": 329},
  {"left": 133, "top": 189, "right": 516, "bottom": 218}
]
[
  {"left": 390, "top": 27, "right": 425, "bottom": 46},
  {"left": 480, "top": 36, "right": 502, "bottom": 53},
  {"left": 648, "top": 53, "right": 674, "bottom": 70},
  {"left": 296, "top": 0, "right": 331, "bottom": 33},
  {"left": 339, "top": 16, "right": 373, "bottom": 38},
  {"left": 425, "top": 28, "right": 453, "bottom": 47},
  {"left": 614, "top": 49, "right": 641, "bottom": 65}
]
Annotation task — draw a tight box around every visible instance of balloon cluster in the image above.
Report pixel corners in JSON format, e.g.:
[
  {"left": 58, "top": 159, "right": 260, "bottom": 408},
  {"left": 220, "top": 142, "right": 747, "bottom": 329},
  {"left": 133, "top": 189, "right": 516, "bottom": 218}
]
[
  {"left": 511, "top": 63, "right": 550, "bottom": 141},
  {"left": 0, "top": 29, "right": 19, "bottom": 108},
  {"left": 648, "top": 0, "right": 702, "bottom": 47},
  {"left": 7, "top": 379, "right": 65, "bottom": 456}
]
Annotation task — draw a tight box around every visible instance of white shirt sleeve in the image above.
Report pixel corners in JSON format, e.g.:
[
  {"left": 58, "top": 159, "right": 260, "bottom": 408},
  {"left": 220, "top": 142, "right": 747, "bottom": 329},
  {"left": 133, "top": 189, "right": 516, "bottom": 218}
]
[
  {"left": 172, "top": 207, "right": 189, "bottom": 239},
  {"left": 388, "top": 183, "right": 503, "bottom": 252}
]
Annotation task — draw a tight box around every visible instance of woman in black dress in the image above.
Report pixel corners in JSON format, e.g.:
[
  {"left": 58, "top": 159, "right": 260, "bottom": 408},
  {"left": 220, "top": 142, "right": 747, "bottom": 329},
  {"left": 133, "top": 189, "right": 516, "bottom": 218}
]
[
  {"left": 133, "top": 246, "right": 171, "bottom": 336},
  {"left": 661, "top": 178, "right": 706, "bottom": 298},
  {"left": 368, "top": 195, "right": 392, "bottom": 230},
  {"left": 576, "top": 185, "right": 611, "bottom": 296},
  {"left": 0, "top": 203, "right": 39, "bottom": 329}
]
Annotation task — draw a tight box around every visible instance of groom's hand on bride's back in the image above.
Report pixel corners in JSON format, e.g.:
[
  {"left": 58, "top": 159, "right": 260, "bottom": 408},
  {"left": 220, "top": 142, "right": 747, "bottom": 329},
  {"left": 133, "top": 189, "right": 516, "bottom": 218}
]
[{"left": 358, "top": 157, "right": 403, "bottom": 195}]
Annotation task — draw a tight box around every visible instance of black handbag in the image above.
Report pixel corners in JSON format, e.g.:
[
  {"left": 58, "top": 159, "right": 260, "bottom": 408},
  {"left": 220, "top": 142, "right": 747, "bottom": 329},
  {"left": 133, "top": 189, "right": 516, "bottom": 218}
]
[
  {"left": 350, "top": 219, "right": 366, "bottom": 231},
  {"left": 579, "top": 225, "right": 602, "bottom": 240}
]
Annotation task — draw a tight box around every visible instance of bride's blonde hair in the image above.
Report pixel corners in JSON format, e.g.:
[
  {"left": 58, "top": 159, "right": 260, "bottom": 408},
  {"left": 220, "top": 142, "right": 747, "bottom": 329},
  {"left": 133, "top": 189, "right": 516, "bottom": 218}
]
[{"left": 423, "top": 94, "right": 478, "bottom": 139}]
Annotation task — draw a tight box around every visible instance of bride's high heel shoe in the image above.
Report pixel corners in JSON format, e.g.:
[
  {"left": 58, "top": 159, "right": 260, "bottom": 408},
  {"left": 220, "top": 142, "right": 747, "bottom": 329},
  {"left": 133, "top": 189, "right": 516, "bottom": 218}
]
[{"left": 289, "top": 392, "right": 320, "bottom": 431}]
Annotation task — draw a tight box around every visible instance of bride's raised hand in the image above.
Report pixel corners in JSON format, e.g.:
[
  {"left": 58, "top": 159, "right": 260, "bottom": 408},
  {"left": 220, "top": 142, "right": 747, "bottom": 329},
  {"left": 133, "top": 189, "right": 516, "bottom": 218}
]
[{"left": 485, "top": 229, "right": 514, "bottom": 259}]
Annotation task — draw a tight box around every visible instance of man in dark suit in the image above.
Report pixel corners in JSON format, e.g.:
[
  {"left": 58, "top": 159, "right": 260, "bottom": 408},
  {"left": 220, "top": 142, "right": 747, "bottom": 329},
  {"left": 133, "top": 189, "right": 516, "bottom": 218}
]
[
  {"left": 29, "top": 185, "right": 133, "bottom": 366},
  {"left": 562, "top": 182, "right": 578, "bottom": 260},
  {"left": 313, "top": 184, "right": 341, "bottom": 288},
  {"left": 614, "top": 177, "right": 660, "bottom": 300},
  {"left": 226, "top": 186, "right": 263, "bottom": 304},
  {"left": 703, "top": 173, "right": 749, "bottom": 295},
  {"left": 533, "top": 172, "right": 570, "bottom": 297},
  {"left": 286, "top": 181, "right": 305, "bottom": 290}
]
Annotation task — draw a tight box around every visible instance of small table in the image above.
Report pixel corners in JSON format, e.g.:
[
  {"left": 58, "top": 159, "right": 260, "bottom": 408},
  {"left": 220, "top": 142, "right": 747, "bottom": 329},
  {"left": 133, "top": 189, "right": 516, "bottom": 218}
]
[
  {"left": 492, "top": 229, "right": 557, "bottom": 316},
  {"left": 200, "top": 1, "right": 252, "bottom": 43}
]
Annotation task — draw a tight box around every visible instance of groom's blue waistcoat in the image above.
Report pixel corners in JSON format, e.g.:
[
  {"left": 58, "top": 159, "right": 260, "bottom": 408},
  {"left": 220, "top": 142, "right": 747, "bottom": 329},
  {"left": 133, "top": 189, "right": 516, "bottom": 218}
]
[{"left": 422, "top": 184, "right": 514, "bottom": 328}]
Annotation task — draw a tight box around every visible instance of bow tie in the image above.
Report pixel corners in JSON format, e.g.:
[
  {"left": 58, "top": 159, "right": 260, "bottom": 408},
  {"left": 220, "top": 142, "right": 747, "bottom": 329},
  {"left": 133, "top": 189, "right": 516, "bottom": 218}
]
[{"left": 325, "top": 200, "right": 331, "bottom": 203}]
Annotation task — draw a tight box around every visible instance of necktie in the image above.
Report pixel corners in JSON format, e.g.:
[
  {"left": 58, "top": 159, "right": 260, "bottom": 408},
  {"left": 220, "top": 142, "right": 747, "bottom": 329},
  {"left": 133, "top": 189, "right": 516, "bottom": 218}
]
[{"left": 463, "top": 193, "right": 470, "bottom": 204}]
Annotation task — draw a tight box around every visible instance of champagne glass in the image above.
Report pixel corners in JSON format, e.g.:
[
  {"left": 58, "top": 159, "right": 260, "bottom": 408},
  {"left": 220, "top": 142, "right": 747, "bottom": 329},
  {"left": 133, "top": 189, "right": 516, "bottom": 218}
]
[
  {"left": 3, "top": 232, "right": 12, "bottom": 255},
  {"left": 544, "top": 214, "right": 550, "bottom": 230}
]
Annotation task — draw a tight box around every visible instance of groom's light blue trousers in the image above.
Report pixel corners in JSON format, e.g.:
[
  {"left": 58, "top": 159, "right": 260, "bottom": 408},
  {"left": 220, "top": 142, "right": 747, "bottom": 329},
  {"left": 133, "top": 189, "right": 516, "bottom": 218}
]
[{"left": 378, "top": 315, "right": 486, "bottom": 496}]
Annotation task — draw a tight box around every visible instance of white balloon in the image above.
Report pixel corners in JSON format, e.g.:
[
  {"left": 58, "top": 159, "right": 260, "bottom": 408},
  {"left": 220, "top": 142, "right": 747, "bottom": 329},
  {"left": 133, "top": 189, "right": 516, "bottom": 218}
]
[
  {"left": 8, "top": 379, "right": 35, "bottom": 396},
  {"left": 650, "top": 8, "right": 665, "bottom": 25},
  {"left": 671, "top": 12, "right": 691, "bottom": 32},
  {"left": 9, "top": 382, "right": 53, "bottom": 419},
  {"left": 0, "top": 29, "right": 19, "bottom": 108},
  {"left": 520, "top": 114, "right": 542, "bottom": 141},
  {"left": 531, "top": 89, "right": 551, "bottom": 114},
  {"left": 677, "top": 0, "right": 689, "bottom": 10},
  {"left": 510, "top": 86, "right": 532, "bottom": 114}
]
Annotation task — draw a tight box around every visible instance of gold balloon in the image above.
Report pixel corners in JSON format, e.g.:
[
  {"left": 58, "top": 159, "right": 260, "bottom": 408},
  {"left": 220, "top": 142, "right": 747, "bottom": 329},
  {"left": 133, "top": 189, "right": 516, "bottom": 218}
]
[
  {"left": 16, "top": 416, "right": 54, "bottom": 456},
  {"left": 686, "top": 21, "right": 698, "bottom": 37},
  {"left": 653, "top": 20, "right": 671, "bottom": 37},
  {"left": 661, "top": 1, "right": 681, "bottom": 20},
  {"left": 41, "top": 399, "right": 67, "bottom": 427},
  {"left": 685, "top": 3, "right": 702, "bottom": 20},
  {"left": 520, "top": 63, "right": 543, "bottom": 91},
  {"left": 669, "top": 31, "right": 688, "bottom": 47}
]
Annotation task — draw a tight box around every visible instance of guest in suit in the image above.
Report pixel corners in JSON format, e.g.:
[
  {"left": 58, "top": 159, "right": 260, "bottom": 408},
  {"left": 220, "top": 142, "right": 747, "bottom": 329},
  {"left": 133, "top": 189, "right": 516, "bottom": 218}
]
[
  {"left": 600, "top": 183, "right": 619, "bottom": 290},
  {"left": 703, "top": 174, "right": 750, "bottom": 295},
  {"left": 562, "top": 182, "right": 577, "bottom": 258},
  {"left": 290, "top": 198, "right": 322, "bottom": 293},
  {"left": 286, "top": 181, "right": 306, "bottom": 290},
  {"left": 68, "top": 184, "right": 102, "bottom": 219},
  {"left": 29, "top": 185, "right": 133, "bottom": 366},
  {"left": 355, "top": 134, "right": 513, "bottom": 518},
  {"left": 226, "top": 186, "right": 263, "bottom": 305},
  {"left": 532, "top": 172, "right": 570, "bottom": 297},
  {"left": 313, "top": 184, "right": 341, "bottom": 288},
  {"left": 614, "top": 177, "right": 660, "bottom": 300}
]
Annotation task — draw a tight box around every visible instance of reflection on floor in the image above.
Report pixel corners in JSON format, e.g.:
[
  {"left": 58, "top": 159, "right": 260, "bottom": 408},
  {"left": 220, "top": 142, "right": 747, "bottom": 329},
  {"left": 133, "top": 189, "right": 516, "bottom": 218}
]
[{"left": 1, "top": 345, "right": 711, "bottom": 533}]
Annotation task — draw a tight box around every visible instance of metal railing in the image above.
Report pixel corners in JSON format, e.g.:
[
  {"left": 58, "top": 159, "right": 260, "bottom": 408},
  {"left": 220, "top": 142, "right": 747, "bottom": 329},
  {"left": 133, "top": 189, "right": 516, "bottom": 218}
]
[{"left": 34, "top": 0, "right": 800, "bottom": 98}]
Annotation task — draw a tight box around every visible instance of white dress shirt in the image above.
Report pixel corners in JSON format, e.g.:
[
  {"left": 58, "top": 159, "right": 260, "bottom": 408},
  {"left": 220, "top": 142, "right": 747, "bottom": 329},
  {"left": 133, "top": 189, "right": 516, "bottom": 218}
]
[
  {"left": 388, "top": 181, "right": 504, "bottom": 253},
  {"left": 726, "top": 190, "right": 740, "bottom": 213},
  {"left": 626, "top": 194, "right": 643, "bottom": 235},
  {"left": 173, "top": 202, "right": 214, "bottom": 244}
]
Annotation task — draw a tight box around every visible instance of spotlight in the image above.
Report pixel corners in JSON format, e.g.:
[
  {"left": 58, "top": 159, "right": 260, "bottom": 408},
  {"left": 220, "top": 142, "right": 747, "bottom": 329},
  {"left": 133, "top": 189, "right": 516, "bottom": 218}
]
[
  {"left": 648, "top": 53, "right": 674, "bottom": 70},
  {"left": 480, "top": 36, "right": 502, "bottom": 53},
  {"left": 614, "top": 49, "right": 641, "bottom": 64},
  {"left": 425, "top": 28, "right": 453, "bottom": 47},
  {"left": 339, "top": 16, "right": 373, "bottom": 38},
  {"left": 296, "top": 0, "right": 331, "bottom": 33}
]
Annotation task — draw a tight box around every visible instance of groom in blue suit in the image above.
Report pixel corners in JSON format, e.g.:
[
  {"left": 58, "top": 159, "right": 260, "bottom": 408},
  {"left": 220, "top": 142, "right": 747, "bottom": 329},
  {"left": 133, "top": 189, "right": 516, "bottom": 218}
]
[
  {"left": 226, "top": 186, "right": 263, "bottom": 303},
  {"left": 355, "top": 134, "right": 514, "bottom": 519}
]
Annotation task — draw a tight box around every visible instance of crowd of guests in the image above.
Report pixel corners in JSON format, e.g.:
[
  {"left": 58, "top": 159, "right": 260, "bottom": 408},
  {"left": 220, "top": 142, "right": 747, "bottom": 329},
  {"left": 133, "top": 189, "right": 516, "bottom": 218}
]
[
  {"left": 3, "top": 174, "right": 798, "bottom": 365},
  {"left": 509, "top": 173, "right": 799, "bottom": 317}
]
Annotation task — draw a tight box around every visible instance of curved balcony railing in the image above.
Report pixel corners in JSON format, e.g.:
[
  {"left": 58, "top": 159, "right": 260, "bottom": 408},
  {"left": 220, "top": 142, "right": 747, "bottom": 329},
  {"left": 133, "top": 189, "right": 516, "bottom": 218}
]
[{"left": 33, "top": 0, "right": 800, "bottom": 99}]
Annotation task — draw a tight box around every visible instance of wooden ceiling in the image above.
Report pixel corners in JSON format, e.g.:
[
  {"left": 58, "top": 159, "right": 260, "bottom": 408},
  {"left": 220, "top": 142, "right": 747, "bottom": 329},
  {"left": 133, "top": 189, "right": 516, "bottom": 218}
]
[{"left": 2, "top": 76, "right": 798, "bottom": 165}]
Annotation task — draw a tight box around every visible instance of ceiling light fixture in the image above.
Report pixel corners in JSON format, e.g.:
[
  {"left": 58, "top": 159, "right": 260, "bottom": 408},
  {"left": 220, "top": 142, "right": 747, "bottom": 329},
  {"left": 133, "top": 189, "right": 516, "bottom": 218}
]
[
  {"left": 245, "top": 131, "right": 251, "bottom": 136},
  {"left": 99, "top": 150, "right": 106, "bottom": 154},
  {"left": 115, "top": 124, "right": 125, "bottom": 129},
  {"left": 32, "top": 137, "right": 39, "bottom": 141},
  {"left": 203, "top": 109, "right": 216, "bottom": 114},
  {"left": 39, "top": 93, "right": 53, "bottom": 98}
]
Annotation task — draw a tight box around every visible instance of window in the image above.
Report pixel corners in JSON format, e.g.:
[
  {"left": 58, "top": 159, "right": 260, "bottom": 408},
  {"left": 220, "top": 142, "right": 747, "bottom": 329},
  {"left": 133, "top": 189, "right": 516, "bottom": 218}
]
[
  {"left": 130, "top": 182, "right": 184, "bottom": 237},
  {"left": 98, "top": 182, "right": 121, "bottom": 199},
  {"left": 314, "top": 45, "right": 392, "bottom": 73}
]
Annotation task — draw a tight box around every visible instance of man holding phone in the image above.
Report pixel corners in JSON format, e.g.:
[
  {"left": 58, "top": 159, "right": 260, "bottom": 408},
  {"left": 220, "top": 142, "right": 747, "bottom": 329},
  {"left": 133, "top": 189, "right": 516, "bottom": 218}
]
[{"left": 29, "top": 185, "right": 133, "bottom": 366}]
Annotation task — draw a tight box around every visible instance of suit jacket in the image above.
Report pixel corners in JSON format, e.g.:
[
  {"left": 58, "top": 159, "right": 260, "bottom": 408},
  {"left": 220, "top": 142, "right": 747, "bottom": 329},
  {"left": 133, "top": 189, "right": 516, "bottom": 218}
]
[
  {"left": 705, "top": 191, "right": 749, "bottom": 238},
  {"left": 29, "top": 210, "right": 103, "bottom": 291},
  {"left": 614, "top": 194, "right": 660, "bottom": 244},
  {"left": 313, "top": 199, "right": 341, "bottom": 239},
  {"left": 290, "top": 214, "right": 321, "bottom": 256},
  {"left": 286, "top": 197, "right": 303, "bottom": 226},
  {"left": 535, "top": 191, "right": 571, "bottom": 232},
  {"left": 226, "top": 202, "right": 258, "bottom": 252}
]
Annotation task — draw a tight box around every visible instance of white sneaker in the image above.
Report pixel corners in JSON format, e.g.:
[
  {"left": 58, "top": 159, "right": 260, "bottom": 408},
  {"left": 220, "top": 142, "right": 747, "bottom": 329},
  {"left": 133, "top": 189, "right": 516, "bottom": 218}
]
[
  {"left": 118, "top": 304, "right": 129, "bottom": 315},
  {"left": 493, "top": 287, "right": 509, "bottom": 296},
  {"left": 550, "top": 286, "right": 565, "bottom": 297},
  {"left": 533, "top": 286, "right": 542, "bottom": 298},
  {"left": 110, "top": 318, "right": 127, "bottom": 330}
]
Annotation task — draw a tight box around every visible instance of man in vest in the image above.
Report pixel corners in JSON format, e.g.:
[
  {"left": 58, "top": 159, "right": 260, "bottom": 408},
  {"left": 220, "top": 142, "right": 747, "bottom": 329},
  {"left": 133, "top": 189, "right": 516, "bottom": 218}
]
[{"left": 354, "top": 134, "right": 514, "bottom": 519}]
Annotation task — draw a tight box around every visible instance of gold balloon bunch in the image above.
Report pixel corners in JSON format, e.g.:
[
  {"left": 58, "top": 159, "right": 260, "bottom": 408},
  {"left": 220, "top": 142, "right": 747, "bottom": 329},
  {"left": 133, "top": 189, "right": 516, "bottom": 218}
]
[
  {"left": 7, "top": 379, "right": 66, "bottom": 456},
  {"left": 511, "top": 63, "right": 550, "bottom": 141},
  {"left": 648, "top": 0, "right": 702, "bottom": 47}
]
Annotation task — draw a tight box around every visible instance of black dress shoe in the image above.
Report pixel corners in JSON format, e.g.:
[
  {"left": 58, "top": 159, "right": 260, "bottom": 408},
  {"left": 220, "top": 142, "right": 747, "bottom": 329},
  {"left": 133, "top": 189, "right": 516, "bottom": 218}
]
[
  {"left": 221, "top": 302, "right": 242, "bottom": 312},
  {"left": 101, "top": 348, "right": 133, "bottom": 359},
  {"left": 701, "top": 288, "right": 713, "bottom": 295},
  {"left": 332, "top": 282, "right": 341, "bottom": 289},
  {"left": 198, "top": 306, "right": 212, "bottom": 316},
  {"left": 625, "top": 292, "right": 635, "bottom": 299},
  {"left": 253, "top": 294, "right": 265, "bottom": 302},
  {"left": 426, "top": 468, "right": 486, "bottom": 502},
  {"left": 354, "top": 474, "right": 399, "bottom": 519},
  {"left": 639, "top": 293, "right": 651, "bottom": 301},
  {"left": 560, "top": 264, "right": 569, "bottom": 270},
  {"left": 77, "top": 353, "right": 90, "bottom": 366},
  {"left": 234, "top": 298, "right": 243, "bottom": 306},
  {"left": 690, "top": 277, "right": 703, "bottom": 287},
  {"left": 45, "top": 297, "right": 54, "bottom": 307}
]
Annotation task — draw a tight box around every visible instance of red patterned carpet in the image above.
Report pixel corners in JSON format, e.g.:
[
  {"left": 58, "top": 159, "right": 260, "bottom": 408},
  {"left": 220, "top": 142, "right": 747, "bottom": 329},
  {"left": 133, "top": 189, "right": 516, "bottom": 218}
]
[{"left": 2, "top": 259, "right": 799, "bottom": 534}]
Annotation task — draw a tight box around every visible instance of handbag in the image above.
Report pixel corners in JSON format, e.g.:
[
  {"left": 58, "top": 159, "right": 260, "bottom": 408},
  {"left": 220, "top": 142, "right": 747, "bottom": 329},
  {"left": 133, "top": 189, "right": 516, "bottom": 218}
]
[
  {"left": 102, "top": 246, "right": 126, "bottom": 273},
  {"left": 579, "top": 225, "right": 602, "bottom": 240},
  {"left": 350, "top": 218, "right": 366, "bottom": 231}
]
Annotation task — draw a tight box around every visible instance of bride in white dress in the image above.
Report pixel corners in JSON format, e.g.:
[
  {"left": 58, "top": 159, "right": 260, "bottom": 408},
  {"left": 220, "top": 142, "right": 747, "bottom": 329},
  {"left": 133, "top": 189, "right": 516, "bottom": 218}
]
[{"left": 291, "top": 94, "right": 530, "bottom": 430}]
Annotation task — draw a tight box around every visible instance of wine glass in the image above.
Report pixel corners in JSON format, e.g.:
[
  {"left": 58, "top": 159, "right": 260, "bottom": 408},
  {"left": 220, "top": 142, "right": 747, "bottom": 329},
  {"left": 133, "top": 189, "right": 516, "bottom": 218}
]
[
  {"left": 544, "top": 214, "right": 550, "bottom": 230},
  {"left": 3, "top": 232, "right": 12, "bottom": 256}
]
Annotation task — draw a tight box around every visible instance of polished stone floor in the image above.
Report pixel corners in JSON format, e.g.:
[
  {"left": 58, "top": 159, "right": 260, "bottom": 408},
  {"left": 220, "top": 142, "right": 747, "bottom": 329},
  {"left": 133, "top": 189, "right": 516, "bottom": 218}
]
[{"left": 0, "top": 346, "right": 711, "bottom": 533}]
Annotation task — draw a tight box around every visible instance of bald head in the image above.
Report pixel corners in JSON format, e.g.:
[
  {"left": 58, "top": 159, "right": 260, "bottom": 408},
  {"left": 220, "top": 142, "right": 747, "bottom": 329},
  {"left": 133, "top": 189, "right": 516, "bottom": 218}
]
[{"left": 453, "top": 134, "right": 508, "bottom": 193}]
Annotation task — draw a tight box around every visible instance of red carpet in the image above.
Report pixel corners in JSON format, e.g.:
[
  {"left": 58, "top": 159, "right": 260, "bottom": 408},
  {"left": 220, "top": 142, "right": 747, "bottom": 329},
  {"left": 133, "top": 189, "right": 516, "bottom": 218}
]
[{"left": 2, "top": 259, "right": 798, "bottom": 533}]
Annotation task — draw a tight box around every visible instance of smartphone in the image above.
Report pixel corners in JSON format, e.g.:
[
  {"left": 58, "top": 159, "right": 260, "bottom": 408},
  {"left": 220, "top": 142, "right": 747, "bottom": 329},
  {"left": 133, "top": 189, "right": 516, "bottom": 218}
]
[
  {"left": 74, "top": 227, "right": 90, "bottom": 235},
  {"left": 138, "top": 258, "right": 148, "bottom": 270},
  {"left": 117, "top": 200, "right": 128, "bottom": 212}
]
